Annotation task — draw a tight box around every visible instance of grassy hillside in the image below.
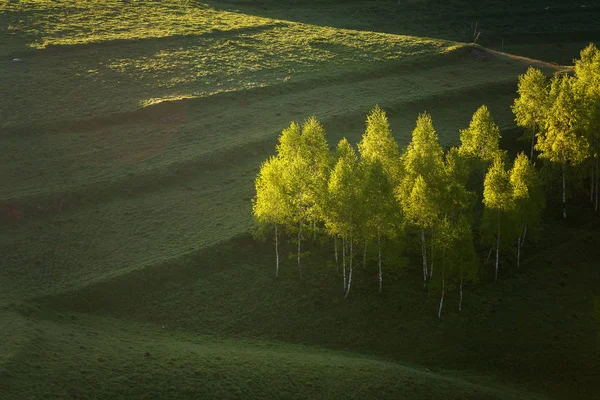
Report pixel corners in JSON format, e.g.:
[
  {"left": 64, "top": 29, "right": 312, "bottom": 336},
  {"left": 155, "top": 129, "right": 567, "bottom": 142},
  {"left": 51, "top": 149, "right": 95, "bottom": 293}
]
[{"left": 1, "top": 1, "right": 598, "bottom": 399}]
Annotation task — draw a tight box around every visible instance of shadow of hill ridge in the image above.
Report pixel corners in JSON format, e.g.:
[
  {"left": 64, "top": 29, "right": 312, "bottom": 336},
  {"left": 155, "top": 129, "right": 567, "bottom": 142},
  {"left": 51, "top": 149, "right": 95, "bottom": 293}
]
[{"left": 201, "top": 0, "right": 600, "bottom": 63}]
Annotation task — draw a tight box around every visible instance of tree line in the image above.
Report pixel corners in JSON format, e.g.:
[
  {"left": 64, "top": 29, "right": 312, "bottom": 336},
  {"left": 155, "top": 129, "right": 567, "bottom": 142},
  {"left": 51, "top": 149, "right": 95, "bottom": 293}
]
[{"left": 253, "top": 44, "right": 600, "bottom": 317}]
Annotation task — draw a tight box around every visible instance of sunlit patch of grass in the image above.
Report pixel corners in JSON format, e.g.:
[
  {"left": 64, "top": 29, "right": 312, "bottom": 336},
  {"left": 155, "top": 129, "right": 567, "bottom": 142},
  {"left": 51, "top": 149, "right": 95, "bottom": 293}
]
[{"left": 1, "top": 0, "right": 272, "bottom": 52}]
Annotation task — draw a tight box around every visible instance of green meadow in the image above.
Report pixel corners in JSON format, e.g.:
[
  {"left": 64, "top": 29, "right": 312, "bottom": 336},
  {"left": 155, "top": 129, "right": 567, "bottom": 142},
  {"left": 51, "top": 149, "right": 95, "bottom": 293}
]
[{"left": 1, "top": 1, "right": 598, "bottom": 399}]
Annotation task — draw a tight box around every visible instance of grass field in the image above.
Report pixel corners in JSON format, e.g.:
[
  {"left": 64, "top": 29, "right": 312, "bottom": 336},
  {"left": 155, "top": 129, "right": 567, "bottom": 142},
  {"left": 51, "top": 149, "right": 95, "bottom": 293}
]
[{"left": 1, "top": 1, "right": 599, "bottom": 399}]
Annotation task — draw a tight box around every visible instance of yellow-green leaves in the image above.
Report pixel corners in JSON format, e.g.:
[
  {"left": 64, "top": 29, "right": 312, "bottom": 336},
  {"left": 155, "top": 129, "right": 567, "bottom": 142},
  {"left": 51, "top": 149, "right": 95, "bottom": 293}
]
[
  {"left": 404, "top": 175, "right": 438, "bottom": 229},
  {"left": 513, "top": 67, "right": 549, "bottom": 135},
  {"left": 403, "top": 112, "right": 444, "bottom": 181},
  {"left": 326, "top": 139, "right": 360, "bottom": 238},
  {"left": 253, "top": 156, "right": 290, "bottom": 227},
  {"left": 459, "top": 105, "right": 501, "bottom": 164},
  {"left": 536, "top": 75, "right": 589, "bottom": 166},
  {"left": 358, "top": 105, "right": 401, "bottom": 184},
  {"left": 483, "top": 156, "right": 513, "bottom": 213}
]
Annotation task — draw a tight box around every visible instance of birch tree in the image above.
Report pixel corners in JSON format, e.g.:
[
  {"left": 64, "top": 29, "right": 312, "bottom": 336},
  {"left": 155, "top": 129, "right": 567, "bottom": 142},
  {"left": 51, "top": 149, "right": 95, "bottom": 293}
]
[
  {"left": 434, "top": 149, "right": 477, "bottom": 316},
  {"left": 397, "top": 113, "right": 444, "bottom": 287},
  {"left": 325, "top": 138, "right": 360, "bottom": 297},
  {"left": 253, "top": 156, "right": 290, "bottom": 277},
  {"left": 358, "top": 105, "right": 402, "bottom": 184},
  {"left": 360, "top": 159, "right": 399, "bottom": 294},
  {"left": 483, "top": 156, "right": 515, "bottom": 282},
  {"left": 280, "top": 117, "right": 331, "bottom": 278},
  {"left": 459, "top": 105, "right": 502, "bottom": 189},
  {"left": 512, "top": 67, "right": 550, "bottom": 160},
  {"left": 574, "top": 44, "right": 600, "bottom": 212},
  {"left": 536, "top": 75, "right": 589, "bottom": 219},
  {"left": 509, "top": 153, "right": 544, "bottom": 267},
  {"left": 403, "top": 175, "right": 438, "bottom": 287}
]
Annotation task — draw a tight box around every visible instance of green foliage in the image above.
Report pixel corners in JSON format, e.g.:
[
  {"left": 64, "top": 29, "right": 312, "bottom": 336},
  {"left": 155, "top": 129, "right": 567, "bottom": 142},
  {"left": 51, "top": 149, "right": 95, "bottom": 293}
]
[
  {"left": 536, "top": 75, "right": 589, "bottom": 166},
  {"left": 512, "top": 67, "right": 550, "bottom": 141},
  {"left": 442, "top": 147, "right": 475, "bottom": 217},
  {"left": 402, "top": 112, "right": 444, "bottom": 181},
  {"left": 325, "top": 139, "right": 360, "bottom": 240},
  {"left": 459, "top": 105, "right": 502, "bottom": 168},
  {"left": 253, "top": 156, "right": 290, "bottom": 229},
  {"left": 360, "top": 159, "right": 400, "bottom": 240},
  {"left": 483, "top": 156, "right": 514, "bottom": 213},
  {"left": 278, "top": 117, "right": 331, "bottom": 233},
  {"left": 482, "top": 156, "right": 517, "bottom": 250},
  {"left": 357, "top": 105, "right": 402, "bottom": 184},
  {"left": 573, "top": 44, "right": 600, "bottom": 161},
  {"left": 510, "top": 153, "right": 544, "bottom": 234},
  {"left": 398, "top": 112, "right": 445, "bottom": 229},
  {"left": 403, "top": 175, "right": 438, "bottom": 230}
]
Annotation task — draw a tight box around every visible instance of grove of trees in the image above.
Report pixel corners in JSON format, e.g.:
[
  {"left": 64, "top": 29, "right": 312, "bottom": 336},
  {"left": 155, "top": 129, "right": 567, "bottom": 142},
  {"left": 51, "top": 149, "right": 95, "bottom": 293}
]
[{"left": 253, "top": 44, "right": 600, "bottom": 317}]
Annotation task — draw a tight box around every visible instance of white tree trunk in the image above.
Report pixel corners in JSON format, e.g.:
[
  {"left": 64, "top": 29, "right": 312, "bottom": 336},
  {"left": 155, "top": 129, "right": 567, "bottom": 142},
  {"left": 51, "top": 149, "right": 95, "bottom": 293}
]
[
  {"left": 421, "top": 229, "right": 428, "bottom": 288},
  {"left": 378, "top": 232, "right": 382, "bottom": 294},
  {"left": 495, "top": 220, "right": 500, "bottom": 282},
  {"left": 334, "top": 238, "right": 338, "bottom": 263},
  {"left": 459, "top": 271, "right": 463, "bottom": 312},
  {"left": 562, "top": 162, "right": 567, "bottom": 219},
  {"left": 342, "top": 237, "right": 346, "bottom": 292},
  {"left": 345, "top": 239, "right": 353, "bottom": 298},
  {"left": 521, "top": 225, "right": 527, "bottom": 246},
  {"left": 275, "top": 223, "right": 279, "bottom": 278},
  {"left": 438, "top": 255, "right": 445, "bottom": 319}
]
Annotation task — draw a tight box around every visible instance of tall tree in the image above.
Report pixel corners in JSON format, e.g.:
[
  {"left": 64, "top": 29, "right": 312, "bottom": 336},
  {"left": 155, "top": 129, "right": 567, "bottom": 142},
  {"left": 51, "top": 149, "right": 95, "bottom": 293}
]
[
  {"left": 280, "top": 117, "right": 331, "bottom": 278},
  {"left": 403, "top": 175, "right": 438, "bottom": 287},
  {"left": 509, "top": 153, "right": 544, "bottom": 267},
  {"left": 459, "top": 105, "right": 502, "bottom": 188},
  {"left": 398, "top": 113, "right": 444, "bottom": 287},
  {"left": 358, "top": 105, "right": 402, "bottom": 184},
  {"left": 512, "top": 67, "right": 550, "bottom": 161},
  {"left": 574, "top": 43, "right": 600, "bottom": 212},
  {"left": 360, "top": 159, "right": 400, "bottom": 294},
  {"left": 325, "top": 138, "right": 360, "bottom": 297},
  {"left": 536, "top": 75, "right": 589, "bottom": 219},
  {"left": 434, "top": 149, "right": 477, "bottom": 316},
  {"left": 483, "top": 156, "right": 515, "bottom": 281},
  {"left": 253, "top": 156, "right": 290, "bottom": 277}
]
